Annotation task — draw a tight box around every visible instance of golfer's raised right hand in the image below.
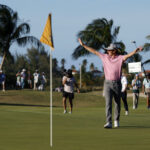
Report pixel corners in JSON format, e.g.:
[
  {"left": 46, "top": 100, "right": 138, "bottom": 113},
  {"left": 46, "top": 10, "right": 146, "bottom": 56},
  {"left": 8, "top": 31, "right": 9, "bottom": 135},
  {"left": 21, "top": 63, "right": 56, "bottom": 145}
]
[{"left": 78, "top": 38, "right": 84, "bottom": 46}]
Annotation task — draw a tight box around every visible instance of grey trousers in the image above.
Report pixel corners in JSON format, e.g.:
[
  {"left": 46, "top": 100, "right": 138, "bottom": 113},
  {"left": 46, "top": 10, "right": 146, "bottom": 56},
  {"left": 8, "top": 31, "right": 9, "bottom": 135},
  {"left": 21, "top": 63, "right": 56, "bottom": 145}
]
[
  {"left": 104, "top": 80, "right": 121, "bottom": 123},
  {"left": 133, "top": 92, "right": 139, "bottom": 108}
]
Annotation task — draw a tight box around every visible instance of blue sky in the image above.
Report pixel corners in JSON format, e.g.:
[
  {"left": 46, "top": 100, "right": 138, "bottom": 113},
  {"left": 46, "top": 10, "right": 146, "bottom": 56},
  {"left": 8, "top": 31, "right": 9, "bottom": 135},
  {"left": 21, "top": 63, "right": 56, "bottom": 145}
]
[{"left": 1, "top": 0, "right": 150, "bottom": 70}]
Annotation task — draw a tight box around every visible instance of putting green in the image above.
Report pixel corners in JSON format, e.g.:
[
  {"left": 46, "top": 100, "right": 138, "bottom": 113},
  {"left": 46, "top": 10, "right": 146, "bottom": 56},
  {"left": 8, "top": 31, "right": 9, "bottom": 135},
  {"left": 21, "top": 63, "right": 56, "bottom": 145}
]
[
  {"left": 0, "top": 91, "right": 150, "bottom": 150},
  {"left": 0, "top": 104, "right": 150, "bottom": 150}
]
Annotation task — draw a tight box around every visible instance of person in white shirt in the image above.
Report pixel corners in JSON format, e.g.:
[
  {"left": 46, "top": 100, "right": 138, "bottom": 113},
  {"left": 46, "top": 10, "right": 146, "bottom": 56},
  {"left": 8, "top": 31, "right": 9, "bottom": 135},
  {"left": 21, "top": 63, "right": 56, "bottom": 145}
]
[
  {"left": 16, "top": 71, "right": 21, "bottom": 89},
  {"left": 62, "top": 69, "right": 80, "bottom": 114},
  {"left": 20, "top": 69, "right": 26, "bottom": 89},
  {"left": 121, "top": 73, "right": 129, "bottom": 115},
  {"left": 143, "top": 73, "right": 150, "bottom": 109},
  {"left": 33, "top": 70, "right": 39, "bottom": 90}
]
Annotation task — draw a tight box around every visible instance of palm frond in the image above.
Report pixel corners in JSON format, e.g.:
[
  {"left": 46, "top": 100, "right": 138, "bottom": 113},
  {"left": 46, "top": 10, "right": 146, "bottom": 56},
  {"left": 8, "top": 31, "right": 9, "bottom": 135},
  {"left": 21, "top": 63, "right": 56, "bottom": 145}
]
[
  {"left": 128, "top": 53, "right": 142, "bottom": 63},
  {"left": 0, "top": 5, "right": 18, "bottom": 38},
  {"left": 16, "top": 36, "right": 44, "bottom": 49},
  {"left": 112, "top": 26, "right": 120, "bottom": 42},
  {"left": 143, "top": 43, "right": 150, "bottom": 52},
  {"left": 11, "top": 23, "right": 30, "bottom": 40},
  {"left": 72, "top": 45, "right": 92, "bottom": 59},
  {"left": 146, "top": 35, "right": 150, "bottom": 40},
  {"left": 142, "top": 59, "right": 150, "bottom": 65},
  {"left": 0, "top": 4, "right": 14, "bottom": 14},
  {"left": 114, "top": 41, "right": 126, "bottom": 54}
]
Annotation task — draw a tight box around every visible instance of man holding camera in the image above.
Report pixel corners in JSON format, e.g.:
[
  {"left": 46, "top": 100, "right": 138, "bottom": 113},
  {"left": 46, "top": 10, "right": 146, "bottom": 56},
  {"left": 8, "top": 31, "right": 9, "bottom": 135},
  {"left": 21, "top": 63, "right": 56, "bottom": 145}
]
[{"left": 62, "top": 69, "right": 80, "bottom": 114}]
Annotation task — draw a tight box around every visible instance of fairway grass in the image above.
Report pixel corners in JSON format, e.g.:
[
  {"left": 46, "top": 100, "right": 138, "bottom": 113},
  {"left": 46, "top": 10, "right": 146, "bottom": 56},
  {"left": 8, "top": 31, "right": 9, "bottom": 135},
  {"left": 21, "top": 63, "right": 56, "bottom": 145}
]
[{"left": 0, "top": 90, "right": 150, "bottom": 150}]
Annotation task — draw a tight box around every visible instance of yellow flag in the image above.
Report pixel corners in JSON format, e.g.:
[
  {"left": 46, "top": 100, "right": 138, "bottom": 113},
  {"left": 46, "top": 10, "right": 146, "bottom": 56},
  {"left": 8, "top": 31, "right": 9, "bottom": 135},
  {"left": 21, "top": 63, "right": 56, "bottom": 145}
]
[{"left": 40, "top": 14, "right": 54, "bottom": 50}]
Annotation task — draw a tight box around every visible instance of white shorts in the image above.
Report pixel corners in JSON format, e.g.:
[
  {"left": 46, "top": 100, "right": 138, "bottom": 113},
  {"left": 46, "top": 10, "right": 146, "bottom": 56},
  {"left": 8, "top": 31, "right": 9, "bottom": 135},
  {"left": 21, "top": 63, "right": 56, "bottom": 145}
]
[
  {"left": 17, "top": 81, "right": 21, "bottom": 86},
  {"left": 145, "top": 88, "right": 150, "bottom": 97},
  {"left": 0, "top": 81, "right": 5, "bottom": 85},
  {"left": 28, "top": 80, "right": 32, "bottom": 84}
]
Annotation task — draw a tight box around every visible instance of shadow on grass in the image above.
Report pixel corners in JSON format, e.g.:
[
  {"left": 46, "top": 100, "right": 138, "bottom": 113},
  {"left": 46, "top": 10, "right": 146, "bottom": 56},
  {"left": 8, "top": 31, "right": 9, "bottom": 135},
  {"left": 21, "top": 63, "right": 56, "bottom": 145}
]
[
  {"left": 0, "top": 103, "right": 62, "bottom": 108},
  {"left": 0, "top": 94, "right": 19, "bottom": 96},
  {"left": 120, "top": 125, "right": 150, "bottom": 129}
]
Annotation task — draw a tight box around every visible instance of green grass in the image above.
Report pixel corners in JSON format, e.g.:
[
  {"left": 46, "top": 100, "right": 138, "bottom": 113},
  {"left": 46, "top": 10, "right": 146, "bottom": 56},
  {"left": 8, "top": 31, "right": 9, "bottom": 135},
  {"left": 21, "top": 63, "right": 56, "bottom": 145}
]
[{"left": 0, "top": 90, "right": 150, "bottom": 150}]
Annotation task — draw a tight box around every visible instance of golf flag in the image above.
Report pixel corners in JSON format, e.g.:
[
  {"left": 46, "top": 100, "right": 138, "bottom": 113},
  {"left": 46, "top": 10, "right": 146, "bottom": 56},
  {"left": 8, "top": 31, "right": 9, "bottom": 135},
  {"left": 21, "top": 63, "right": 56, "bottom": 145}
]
[{"left": 40, "top": 14, "right": 54, "bottom": 50}]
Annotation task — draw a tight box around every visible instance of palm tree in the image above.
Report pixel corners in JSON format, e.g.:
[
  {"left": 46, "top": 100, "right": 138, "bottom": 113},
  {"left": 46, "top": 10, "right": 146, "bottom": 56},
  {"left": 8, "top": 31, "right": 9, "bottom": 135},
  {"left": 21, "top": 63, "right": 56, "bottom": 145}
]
[
  {"left": 82, "top": 59, "right": 87, "bottom": 73},
  {"left": 61, "top": 58, "right": 66, "bottom": 71},
  {"left": 0, "top": 5, "right": 43, "bottom": 69},
  {"left": 90, "top": 63, "right": 95, "bottom": 71},
  {"left": 82, "top": 59, "right": 87, "bottom": 66},
  {"left": 72, "top": 18, "right": 125, "bottom": 59},
  {"left": 53, "top": 58, "right": 58, "bottom": 70},
  {"left": 71, "top": 65, "right": 76, "bottom": 70}
]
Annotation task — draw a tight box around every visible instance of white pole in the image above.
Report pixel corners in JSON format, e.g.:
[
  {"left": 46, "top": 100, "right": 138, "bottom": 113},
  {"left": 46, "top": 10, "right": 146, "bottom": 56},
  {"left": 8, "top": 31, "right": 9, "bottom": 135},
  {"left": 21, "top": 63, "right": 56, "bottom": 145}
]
[
  {"left": 80, "top": 64, "right": 82, "bottom": 89},
  {"left": 50, "top": 49, "right": 53, "bottom": 147}
]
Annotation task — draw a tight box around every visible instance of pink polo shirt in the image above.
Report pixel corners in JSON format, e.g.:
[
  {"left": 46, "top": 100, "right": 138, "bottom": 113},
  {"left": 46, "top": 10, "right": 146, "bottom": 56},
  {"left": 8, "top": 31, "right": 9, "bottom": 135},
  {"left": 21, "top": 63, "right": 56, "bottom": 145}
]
[{"left": 97, "top": 52, "right": 124, "bottom": 81}]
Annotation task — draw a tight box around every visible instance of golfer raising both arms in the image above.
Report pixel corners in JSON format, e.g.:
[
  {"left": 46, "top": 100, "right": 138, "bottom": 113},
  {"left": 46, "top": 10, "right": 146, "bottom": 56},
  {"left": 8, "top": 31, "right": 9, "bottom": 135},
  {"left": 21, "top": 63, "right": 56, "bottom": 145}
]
[{"left": 78, "top": 38, "right": 143, "bottom": 128}]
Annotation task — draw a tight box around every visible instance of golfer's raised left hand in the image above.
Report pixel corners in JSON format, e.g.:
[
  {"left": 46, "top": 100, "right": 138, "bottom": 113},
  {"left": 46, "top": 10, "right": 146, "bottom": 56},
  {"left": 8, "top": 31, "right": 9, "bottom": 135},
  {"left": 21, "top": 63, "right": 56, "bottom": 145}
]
[{"left": 136, "top": 46, "right": 143, "bottom": 52}]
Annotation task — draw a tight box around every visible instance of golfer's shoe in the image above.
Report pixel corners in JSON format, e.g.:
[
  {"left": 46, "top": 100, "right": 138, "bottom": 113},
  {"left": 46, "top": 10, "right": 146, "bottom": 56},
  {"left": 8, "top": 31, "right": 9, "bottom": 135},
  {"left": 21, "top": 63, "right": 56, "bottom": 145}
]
[
  {"left": 133, "top": 106, "right": 136, "bottom": 109},
  {"left": 147, "top": 106, "right": 150, "bottom": 109},
  {"left": 64, "top": 110, "right": 67, "bottom": 114},
  {"left": 114, "top": 120, "right": 119, "bottom": 128},
  {"left": 104, "top": 122, "right": 112, "bottom": 128},
  {"left": 125, "top": 111, "right": 129, "bottom": 115},
  {"left": 68, "top": 111, "right": 72, "bottom": 114}
]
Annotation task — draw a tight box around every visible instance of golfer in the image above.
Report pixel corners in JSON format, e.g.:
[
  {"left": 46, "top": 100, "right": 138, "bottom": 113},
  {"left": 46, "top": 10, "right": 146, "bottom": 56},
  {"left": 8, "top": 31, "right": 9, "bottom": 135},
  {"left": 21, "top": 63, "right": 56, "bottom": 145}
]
[
  {"left": 142, "top": 73, "right": 150, "bottom": 109},
  {"left": 62, "top": 69, "right": 80, "bottom": 114},
  {"left": 78, "top": 38, "right": 143, "bottom": 128}
]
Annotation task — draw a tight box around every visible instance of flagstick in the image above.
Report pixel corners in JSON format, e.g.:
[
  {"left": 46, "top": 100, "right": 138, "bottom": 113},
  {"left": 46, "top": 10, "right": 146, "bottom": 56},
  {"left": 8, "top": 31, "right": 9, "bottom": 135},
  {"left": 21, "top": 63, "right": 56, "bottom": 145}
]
[
  {"left": 50, "top": 49, "right": 53, "bottom": 147},
  {"left": 40, "top": 13, "right": 53, "bottom": 146}
]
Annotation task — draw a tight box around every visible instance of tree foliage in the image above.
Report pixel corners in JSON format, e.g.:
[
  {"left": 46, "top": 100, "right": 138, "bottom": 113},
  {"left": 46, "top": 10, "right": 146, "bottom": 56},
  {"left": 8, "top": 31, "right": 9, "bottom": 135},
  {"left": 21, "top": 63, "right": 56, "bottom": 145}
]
[
  {"left": 142, "top": 35, "right": 150, "bottom": 66},
  {"left": 0, "top": 4, "right": 43, "bottom": 68},
  {"left": 72, "top": 18, "right": 125, "bottom": 59}
]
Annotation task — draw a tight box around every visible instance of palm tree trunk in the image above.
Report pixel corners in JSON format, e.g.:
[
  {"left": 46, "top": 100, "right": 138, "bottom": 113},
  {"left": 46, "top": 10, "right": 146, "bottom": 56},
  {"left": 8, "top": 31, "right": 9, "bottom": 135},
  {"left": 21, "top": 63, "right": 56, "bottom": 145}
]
[{"left": 0, "top": 52, "right": 6, "bottom": 70}]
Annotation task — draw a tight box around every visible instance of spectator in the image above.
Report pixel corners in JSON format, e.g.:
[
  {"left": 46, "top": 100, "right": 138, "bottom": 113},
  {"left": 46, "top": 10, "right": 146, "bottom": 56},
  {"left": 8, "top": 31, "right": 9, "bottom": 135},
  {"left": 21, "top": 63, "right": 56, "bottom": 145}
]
[
  {"left": 142, "top": 73, "right": 150, "bottom": 109},
  {"left": 38, "top": 72, "right": 47, "bottom": 91},
  {"left": 33, "top": 70, "right": 39, "bottom": 90},
  {"left": 27, "top": 71, "right": 32, "bottom": 89},
  {"left": 20, "top": 69, "right": 26, "bottom": 89},
  {"left": 121, "top": 73, "right": 129, "bottom": 115},
  {"left": 62, "top": 69, "right": 80, "bottom": 114},
  {"left": 0, "top": 70, "right": 6, "bottom": 92},
  {"left": 132, "top": 74, "right": 141, "bottom": 109},
  {"left": 16, "top": 71, "right": 21, "bottom": 89}
]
